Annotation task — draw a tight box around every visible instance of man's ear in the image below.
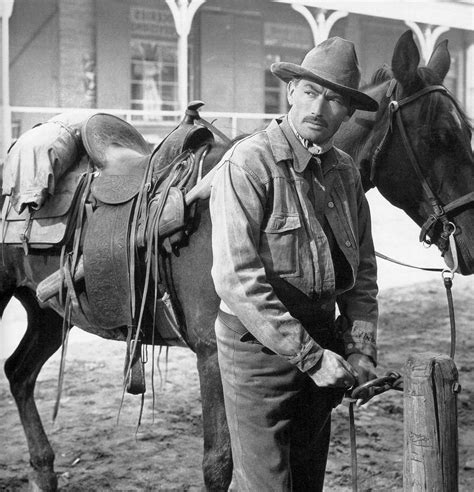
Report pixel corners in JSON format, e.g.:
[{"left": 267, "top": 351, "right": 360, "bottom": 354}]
[{"left": 287, "top": 80, "right": 296, "bottom": 105}]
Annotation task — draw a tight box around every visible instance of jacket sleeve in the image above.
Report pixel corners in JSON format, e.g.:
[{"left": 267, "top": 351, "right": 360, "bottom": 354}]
[
  {"left": 337, "top": 173, "right": 378, "bottom": 364},
  {"left": 210, "top": 157, "right": 324, "bottom": 373}
]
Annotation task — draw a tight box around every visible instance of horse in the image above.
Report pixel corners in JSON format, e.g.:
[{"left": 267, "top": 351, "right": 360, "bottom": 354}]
[{"left": 1, "top": 30, "right": 473, "bottom": 491}]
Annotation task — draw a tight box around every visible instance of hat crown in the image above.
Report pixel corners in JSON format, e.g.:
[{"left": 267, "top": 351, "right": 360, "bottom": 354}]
[
  {"left": 270, "top": 36, "right": 378, "bottom": 111},
  {"left": 300, "top": 37, "right": 361, "bottom": 91}
]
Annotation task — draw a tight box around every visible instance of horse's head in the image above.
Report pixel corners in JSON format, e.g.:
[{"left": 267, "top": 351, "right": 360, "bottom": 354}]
[{"left": 345, "top": 30, "right": 474, "bottom": 275}]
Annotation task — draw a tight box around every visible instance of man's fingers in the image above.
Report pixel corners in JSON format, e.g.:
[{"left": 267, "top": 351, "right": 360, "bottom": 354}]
[
  {"left": 333, "top": 367, "right": 356, "bottom": 389},
  {"left": 310, "top": 350, "right": 363, "bottom": 388},
  {"left": 338, "top": 360, "right": 358, "bottom": 387}
]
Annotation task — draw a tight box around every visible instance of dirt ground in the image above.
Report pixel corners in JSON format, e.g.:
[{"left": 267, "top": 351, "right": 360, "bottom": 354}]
[{"left": 0, "top": 274, "right": 473, "bottom": 491}]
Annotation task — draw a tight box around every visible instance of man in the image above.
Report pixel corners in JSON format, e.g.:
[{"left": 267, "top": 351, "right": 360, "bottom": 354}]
[{"left": 210, "top": 37, "right": 379, "bottom": 491}]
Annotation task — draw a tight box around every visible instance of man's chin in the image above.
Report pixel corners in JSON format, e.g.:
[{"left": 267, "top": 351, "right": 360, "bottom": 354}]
[
  {"left": 303, "top": 132, "right": 327, "bottom": 145},
  {"left": 300, "top": 125, "right": 327, "bottom": 142}
]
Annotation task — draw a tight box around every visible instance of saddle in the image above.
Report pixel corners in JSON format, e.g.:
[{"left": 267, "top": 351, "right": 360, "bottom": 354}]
[
  {"left": 34, "top": 101, "right": 218, "bottom": 329},
  {"left": 80, "top": 106, "right": 214, "bottom": 334}
]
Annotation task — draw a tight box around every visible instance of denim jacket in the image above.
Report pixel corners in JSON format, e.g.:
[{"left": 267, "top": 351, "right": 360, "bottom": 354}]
[{"left": 210, "top": 117, "right": 378, "bottom": 373}]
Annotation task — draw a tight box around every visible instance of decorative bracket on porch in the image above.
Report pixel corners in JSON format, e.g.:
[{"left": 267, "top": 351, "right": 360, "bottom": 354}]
[
  {"left": 405, "top": 21, "right": 450, "bottom": 65},
  {"left": 291, "top": 5, "right": 348, "bottom": 46}
]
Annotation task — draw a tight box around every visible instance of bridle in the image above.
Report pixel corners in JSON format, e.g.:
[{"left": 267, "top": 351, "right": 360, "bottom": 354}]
[{"left": 370, "top": 79, "right": 474, "bottom": 255}]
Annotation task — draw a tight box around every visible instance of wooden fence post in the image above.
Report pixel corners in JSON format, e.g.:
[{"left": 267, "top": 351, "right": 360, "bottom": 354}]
[{"left": 403, "top": 353, "right": 459, "bottom": 491}]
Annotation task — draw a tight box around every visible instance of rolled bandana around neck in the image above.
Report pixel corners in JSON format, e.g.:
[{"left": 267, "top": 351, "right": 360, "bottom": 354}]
[{"left": 288, "top": 116, "right": 333, "bottom": 155}]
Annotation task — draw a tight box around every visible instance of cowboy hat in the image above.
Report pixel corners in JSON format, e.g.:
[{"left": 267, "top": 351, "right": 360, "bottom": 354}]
[{"left": 271, "top": 37, "right": 378, "bottom": 112}]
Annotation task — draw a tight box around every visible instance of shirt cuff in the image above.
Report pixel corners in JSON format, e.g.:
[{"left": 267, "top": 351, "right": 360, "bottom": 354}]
[
  {"left": 288, "top": 338, "right": 325, "bottom": 373},
  {"left": 342, "top": 319, "right": 377, "bottom": 365}
]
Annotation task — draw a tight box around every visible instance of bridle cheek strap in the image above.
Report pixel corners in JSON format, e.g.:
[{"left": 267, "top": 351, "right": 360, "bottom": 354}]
[{"left": 371, "top": 80, "right": 474, "bottom": 252}]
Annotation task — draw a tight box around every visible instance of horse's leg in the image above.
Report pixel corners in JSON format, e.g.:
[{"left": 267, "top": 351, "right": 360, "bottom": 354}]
[
  {"left": 4, "top": 287, "right": 63, "bottom": 492},
  {"left": 196, "top": 342, "right": 233, "bottom": 491}
]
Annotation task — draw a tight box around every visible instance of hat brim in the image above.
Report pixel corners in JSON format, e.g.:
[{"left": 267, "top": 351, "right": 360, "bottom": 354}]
[{"left": 271, "top": 62, "right": 378, "bottom": 112}]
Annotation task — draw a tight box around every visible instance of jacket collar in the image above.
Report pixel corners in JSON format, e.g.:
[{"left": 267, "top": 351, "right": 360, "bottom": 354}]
[{"left": 267, "top": 116, "right": 312, "bottom": 172}]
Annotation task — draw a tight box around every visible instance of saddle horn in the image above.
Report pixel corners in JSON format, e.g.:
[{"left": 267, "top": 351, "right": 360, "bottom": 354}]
[{"left": 183, "top": 100, "right": 205, "bottom": 124}]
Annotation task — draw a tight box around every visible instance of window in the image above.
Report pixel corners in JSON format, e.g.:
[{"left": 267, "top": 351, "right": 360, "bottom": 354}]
[
  {"left": 129, "top": 2, "right": 184, "bottom": 122},
  {"left": 131, "top": 39, "right": 178, "bottom": 122},
  {"left": 264, "top": 54, "right": 289, "bottom": 114},
  {"left": 263, "top": 22, "right": 311, "bottom": 114}
]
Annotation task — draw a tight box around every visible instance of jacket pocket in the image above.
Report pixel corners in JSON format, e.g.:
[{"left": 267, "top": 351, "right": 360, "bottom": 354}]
[{"left": 260, "top": 213, "right": 300, "bottom": 278}]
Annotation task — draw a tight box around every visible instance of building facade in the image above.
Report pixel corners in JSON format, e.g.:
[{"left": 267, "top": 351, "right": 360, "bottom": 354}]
[{"left": 1, "top": 0, "right": 473, "bottom": 151}]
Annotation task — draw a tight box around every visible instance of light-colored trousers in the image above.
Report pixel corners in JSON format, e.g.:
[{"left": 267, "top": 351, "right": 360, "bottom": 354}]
[{"left": 215, "top": 310, "right": 342, "bottom": 492}]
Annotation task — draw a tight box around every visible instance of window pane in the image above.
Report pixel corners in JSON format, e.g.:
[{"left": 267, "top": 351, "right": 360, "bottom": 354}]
[{"left": 130, "top": 37, "right": 178, "bottom": 121}]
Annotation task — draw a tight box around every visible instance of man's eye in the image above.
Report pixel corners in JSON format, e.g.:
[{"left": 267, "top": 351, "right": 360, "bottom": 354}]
[
  {"left": 328, "top": 96, "right": 343, "bottom": 105},
  {"left": 305, "top": 91, "right": 315, "bottom": 97}
]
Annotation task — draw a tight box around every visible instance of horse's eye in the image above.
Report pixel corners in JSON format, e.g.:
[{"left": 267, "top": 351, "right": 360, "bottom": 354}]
[{"left": 429, "top": 130, "right": 453, "bottom": 149}]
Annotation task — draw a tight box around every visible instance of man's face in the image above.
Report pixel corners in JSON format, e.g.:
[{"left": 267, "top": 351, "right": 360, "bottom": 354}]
[{"left": 287, "top": 79, "right": 352, "bottom": 145}]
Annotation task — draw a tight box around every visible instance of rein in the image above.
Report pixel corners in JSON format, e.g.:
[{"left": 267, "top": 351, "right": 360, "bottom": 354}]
[{"left": 348, "top": 252, "right": 458, "bottom": 492}]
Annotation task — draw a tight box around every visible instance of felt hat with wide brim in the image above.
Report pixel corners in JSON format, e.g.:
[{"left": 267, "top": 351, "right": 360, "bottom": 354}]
[{"left": 271, "top": 37, "right": 378, "bottom": 112}]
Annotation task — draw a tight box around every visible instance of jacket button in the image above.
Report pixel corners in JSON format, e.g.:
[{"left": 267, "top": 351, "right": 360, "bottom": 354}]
[
  {"left": 327, "top": 201, "right": 334, "bottom": 208},
  {"left": 345, "top": 240, "right": 352, "bottom": 247}
]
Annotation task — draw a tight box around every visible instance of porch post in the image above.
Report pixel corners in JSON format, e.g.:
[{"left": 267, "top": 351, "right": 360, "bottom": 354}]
[
  {"left": 166, "top": 0, "right": 206, "bottom": 114},
  {"left": 466, "top": 34, "right": 474, "bottom": 120},
  {"left": 291, "top": 5, "right": 347, "bottom": 45},
  {"left": 405, "top": 21, "right": 450, "bottom": 64},
  {"left": 1, "top": 0, "right": 14, "bottom": 158}
]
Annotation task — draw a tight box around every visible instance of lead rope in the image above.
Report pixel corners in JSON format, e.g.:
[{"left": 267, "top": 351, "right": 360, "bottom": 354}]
[
  {"left": 349, "top": 402, "right": 358, "bottom": 492},
  {"left": 443, "top": 228, "right": 459, "bottom": 359},
  {"left": 349, "top": 227, "right": 458, "bottom": 490}
]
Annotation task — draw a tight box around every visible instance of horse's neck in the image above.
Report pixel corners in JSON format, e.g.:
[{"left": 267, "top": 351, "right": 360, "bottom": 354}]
[
  {"left": 336, "top": 81, "right": 390, "bottom": 187},
  {"left": 337, "top": 116, "right": 374, "bottom": 161}
]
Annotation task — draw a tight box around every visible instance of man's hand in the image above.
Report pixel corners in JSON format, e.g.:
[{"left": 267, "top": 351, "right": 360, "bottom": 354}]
[
  {"left": 309, "top": 349, "right": 358, "bottom": 389},
  {"left": 347, "top": 353, "right": 377, "bottom": 406}
]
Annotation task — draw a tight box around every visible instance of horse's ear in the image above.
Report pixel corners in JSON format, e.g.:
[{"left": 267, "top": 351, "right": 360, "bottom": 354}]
[
  {"left": 391, "top": 30, "right": 421, "bottom": 89},
  {"left": 427, "top": 39, "right": 450, "bottom": 82}
]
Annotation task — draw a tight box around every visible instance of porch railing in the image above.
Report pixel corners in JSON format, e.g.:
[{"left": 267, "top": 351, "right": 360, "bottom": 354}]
[{"left": 9, "top": 106, "right": 282, "bottom": 144}]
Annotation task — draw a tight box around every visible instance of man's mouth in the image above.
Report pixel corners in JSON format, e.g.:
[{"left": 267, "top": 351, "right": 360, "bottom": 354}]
[{"left": 303, "top": 117, "right": 327, "bottom": 128}]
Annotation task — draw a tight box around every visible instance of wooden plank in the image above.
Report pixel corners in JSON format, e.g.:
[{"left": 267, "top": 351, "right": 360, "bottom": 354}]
[{"left": 403, "top": 353, "right": 459, "bottom": 491}]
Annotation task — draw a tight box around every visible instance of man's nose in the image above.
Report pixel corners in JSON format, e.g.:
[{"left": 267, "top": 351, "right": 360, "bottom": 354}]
[{"left": 311, "top": 94, "right": 327, "bottom": 115}]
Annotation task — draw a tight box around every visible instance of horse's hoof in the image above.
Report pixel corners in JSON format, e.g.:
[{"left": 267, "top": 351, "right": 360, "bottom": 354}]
[{"left": 28, "top": 470, "right": 58, "bottom": 492}]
